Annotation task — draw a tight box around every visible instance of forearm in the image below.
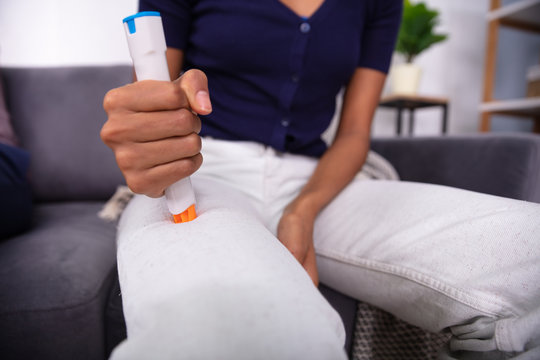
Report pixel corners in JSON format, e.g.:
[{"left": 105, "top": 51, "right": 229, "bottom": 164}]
[
  {"left": 285, "top": 132, "right": 370, "bottom": 220},
  {"left": 285, "top": 68, "right": 385, "bottom": 221},
  {"left": 276, "top": 68, "right": 385, "bottom": 285}
]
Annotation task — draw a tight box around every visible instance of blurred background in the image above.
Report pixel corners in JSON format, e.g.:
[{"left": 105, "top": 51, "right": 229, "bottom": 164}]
[{"left": 0, "top": 0, "right": 539, "bottom": 136}]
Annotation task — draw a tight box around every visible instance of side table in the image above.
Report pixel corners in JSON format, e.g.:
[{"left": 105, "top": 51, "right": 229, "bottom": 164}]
[{"left": 379, "top": 95, "right": 449, "bottom": 135}]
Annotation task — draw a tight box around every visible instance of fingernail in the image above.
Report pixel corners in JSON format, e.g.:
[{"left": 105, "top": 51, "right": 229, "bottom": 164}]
[{"left": 196, "top": 90, "right": 212, "bottom": 112}]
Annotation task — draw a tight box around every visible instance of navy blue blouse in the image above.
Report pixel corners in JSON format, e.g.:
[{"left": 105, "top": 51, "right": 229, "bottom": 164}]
[{"left": 139, "top": 0, "right": 402, "bottom": 157}]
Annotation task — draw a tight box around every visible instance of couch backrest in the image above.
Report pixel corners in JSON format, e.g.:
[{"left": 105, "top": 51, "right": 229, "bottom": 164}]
[
  {"left": 2, "top": 66, "right": 132, "bottom": 202},
  {"left": 371, "top": 134, "right": 540, "bottom": 204}
]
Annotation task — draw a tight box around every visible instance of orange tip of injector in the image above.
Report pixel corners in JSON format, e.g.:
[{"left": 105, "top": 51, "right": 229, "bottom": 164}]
[{"left": 173, "top": 204, "right": 197, "bottom": 224}]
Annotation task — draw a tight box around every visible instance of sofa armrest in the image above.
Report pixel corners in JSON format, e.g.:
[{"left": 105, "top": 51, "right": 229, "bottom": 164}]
[{"left": 370, "top": 133, "right": 540, "bottom": 203}]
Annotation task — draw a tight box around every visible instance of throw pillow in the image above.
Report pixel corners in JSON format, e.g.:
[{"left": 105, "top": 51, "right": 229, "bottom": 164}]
[
  {"left": 0, "top": 69, "right": 18, "bottom": 146},
  {"left": 0, "top": 142, "right": 32, "bottom": 239}
]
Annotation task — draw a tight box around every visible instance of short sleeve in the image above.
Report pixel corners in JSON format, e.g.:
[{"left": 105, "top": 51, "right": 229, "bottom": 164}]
[
  {"left": 358, "top": 0, "right": 403, "bottom": 74},
  {"left": 139, "top": 0, "right": 193, "bottom": 50}
]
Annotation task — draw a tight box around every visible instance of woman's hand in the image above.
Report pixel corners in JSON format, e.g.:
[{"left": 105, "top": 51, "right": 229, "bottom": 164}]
[
  {"left": 277, "top": 206, "right": 319, "bottom": 286},
  {"left": 101, "top": 69, "right": 212, "bottom": 198}
]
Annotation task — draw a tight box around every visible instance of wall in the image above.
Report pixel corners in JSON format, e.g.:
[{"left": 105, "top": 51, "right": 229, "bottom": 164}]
[
  {"left": 0, "top": 0, "right": 137, "bottom": 66},
  {"left": 1, "top": 0, "right": 538, "bottom": 136}
]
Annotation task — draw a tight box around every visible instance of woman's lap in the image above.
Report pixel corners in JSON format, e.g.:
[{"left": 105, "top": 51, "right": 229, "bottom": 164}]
[
  {"left": 113, "top": 138, "right": 540, "bottom": 358},
  {"left": 112, "top": 178, "right": 347, "bottom": 359}
]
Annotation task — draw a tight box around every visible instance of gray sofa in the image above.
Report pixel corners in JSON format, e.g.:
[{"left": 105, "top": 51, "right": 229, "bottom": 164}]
[{"left": 1, "top": 66, "right": 539, "bottom": 360}]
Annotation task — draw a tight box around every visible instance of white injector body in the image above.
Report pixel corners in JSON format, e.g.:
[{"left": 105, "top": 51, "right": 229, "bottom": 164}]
[{"left": 123, "top": 12, "right": 196, "bottom": 222}]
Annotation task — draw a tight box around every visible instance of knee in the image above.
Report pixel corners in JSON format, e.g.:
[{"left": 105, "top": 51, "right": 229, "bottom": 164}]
[{"left": 114, "top": 281, "right": 346, "bottom": 360}]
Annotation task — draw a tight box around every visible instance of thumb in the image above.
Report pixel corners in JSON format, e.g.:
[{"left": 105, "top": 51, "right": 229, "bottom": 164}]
[{"left": 175, "top": 69, "right": 212, "bottom": 115}]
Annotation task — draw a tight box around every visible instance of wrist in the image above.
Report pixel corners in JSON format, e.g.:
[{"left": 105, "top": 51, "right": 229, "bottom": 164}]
[{"left": 284, "top": 193, "right": 322, "bottom": 222}]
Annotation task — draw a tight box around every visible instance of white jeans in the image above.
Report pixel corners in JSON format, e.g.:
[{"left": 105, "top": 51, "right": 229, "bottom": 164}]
[{"left": 110, "top": 138, "right": 540, "bottom": 360}]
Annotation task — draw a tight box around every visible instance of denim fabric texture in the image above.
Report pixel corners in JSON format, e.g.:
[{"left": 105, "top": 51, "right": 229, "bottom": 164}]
[{"left": 112, "top": 138, "right": 540, "bottom": 359}]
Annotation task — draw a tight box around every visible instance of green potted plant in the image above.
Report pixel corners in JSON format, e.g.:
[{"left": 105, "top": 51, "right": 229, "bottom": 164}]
[{"left": 391, "top": 0, "right": 448, "bottom": 95}]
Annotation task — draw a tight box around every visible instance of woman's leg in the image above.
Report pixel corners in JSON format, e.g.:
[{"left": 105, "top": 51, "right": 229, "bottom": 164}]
[
  {"left": 194, "top": 138, "right": 540, "bottom": 357},
  {"left": 312, "top": 179, "right": 540, "bottom": 358},
  {"left": 110, "top": 158, "right": 346, "bottom": 359}
]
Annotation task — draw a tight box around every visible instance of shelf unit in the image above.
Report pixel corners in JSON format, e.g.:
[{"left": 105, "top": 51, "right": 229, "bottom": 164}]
[{"left": 480, "top": 0, "right": 540, "bottom": 133}]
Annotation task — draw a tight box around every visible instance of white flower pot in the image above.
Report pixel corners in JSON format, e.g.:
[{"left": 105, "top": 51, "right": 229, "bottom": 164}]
[{"left": 391, "top": 63, "right": 422, "bottom": 95}]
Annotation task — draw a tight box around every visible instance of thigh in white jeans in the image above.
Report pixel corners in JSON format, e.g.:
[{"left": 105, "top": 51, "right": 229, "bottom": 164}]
[
  {"left": 111, "top": 138, "right": 540, "bottom": 359},
  {"left": 314, "top": 181, "right": 540, "bottom": 359},
  {"left": 110, "top": 139, "right": 347, "bottom": 360}
]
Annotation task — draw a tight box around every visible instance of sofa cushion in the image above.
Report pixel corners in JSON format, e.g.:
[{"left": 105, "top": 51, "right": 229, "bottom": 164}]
[
  {"left": 0, "top": 202, "right": 117, "bottom": 360},
  {"left": 2, "top": 66, "right": 132, "bottom": 202}
]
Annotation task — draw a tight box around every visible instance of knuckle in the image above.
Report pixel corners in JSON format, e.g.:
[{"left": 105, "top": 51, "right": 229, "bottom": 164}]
[
  {"left": 103, "top": 88, "right": 122, "bottom": 112},
  {"left": 100, "top": 118, "right": 122, "bottom": 144},
  {"left": 175, "top": 108, "right": 194, "bottom": 126},
  {"left": 179, "top": 69, "right": 208, "bottom": 93},
  {"left": 186, "top": 68, "right": 208, "bottom": 83},
  {"left": 177, "top": 153, "right": 202, "bottom": 177},
  {"left": 127, "top": 174, "right": 163, "bottom": 198},
  {"left": 115, "top": 149, "right": 136, "bottom": 170},
  {"left": 185, "top": 110, "right": 201, "bottom": 129},
  {"left": 177, "top": 159, "right": 195, "bottom": 176},
  {"left": 167, "top": 82, "right": 185, "bottom": 107},
  {"left": 190, "top": 153, "right": 203, "bottom": 173},
  {"left": 193, "top": 114, "right": 202, "bottom": 133},
  {"left": 100, "top": 122, "right": 113, "bottom": 144},
  {"left": 171, "top": 110, "right": 201, "bottom": 136},
  {"left": 126, "top": 177, "right": 146, "bottom": 195},
  {"left": 185, "top": 133, "right": 202, "bottom": 153}
]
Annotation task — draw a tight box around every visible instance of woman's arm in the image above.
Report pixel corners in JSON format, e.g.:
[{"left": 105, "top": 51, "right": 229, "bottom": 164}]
[{"left": 277, "top": 67, "right": 387, "bottom": 285}]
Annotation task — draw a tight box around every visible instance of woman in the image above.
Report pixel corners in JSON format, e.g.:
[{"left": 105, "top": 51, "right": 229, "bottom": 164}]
[{"left": 101, "top": 0, "right": 540, "bottom": 359}]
